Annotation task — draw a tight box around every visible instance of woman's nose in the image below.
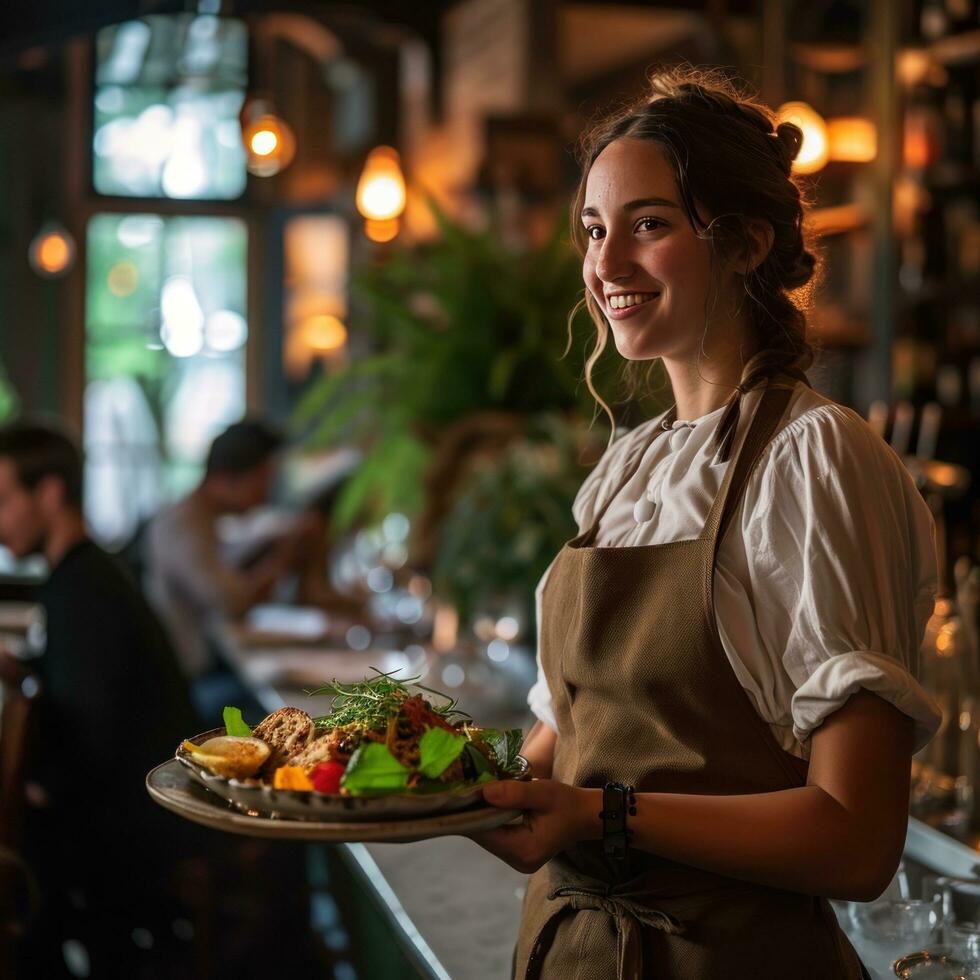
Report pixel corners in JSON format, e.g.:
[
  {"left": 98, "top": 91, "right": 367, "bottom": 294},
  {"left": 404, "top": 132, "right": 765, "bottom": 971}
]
[{"left": 594, "top": 235, "right": 634, "bottom": 284}]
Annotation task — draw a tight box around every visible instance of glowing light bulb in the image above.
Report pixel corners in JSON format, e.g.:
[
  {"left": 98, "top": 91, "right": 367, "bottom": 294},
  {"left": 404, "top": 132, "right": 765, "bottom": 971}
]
[
  {"left": 39, "top": 236, "right": 69, "bottom": 271},
  {"left": 249, "top": 129, "right": 278, "bottom": 157},
  {"left": 241, "top": 103, "right": 295, "bottom": 177},
  {"left": 303, "top": 314, "right": 347, "bottom": 353},
  {"left": 827, "top": 118, "right": 876, "bottom": 163},
  {"left": 776, "top": 102, "right": 829, "bottom": 174},
  {"left": 356, "top": 146, "right": 406, "bottom": 222},
  {"left": 364, "top": 217, "right": 399, "bottom": 243},
  {"left": 29, "top": 224, "right": 76, "bottom": 278}
]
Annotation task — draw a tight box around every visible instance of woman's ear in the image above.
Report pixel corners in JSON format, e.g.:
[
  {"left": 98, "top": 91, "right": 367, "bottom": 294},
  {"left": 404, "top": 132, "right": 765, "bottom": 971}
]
[{"left": 739, "top": 219, "right": 775, "bottom": 276}]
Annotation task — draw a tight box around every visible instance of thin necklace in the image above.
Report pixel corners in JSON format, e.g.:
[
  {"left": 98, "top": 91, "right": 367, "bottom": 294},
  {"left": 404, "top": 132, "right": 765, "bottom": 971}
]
[{"left": 659, "top": 406, "right": 678, "bottom": 430}]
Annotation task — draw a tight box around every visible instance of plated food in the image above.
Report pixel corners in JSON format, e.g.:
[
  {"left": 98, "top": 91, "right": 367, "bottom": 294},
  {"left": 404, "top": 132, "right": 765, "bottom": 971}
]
[{"left": 175, "top": 671, "right": 527, "bottom": 822}]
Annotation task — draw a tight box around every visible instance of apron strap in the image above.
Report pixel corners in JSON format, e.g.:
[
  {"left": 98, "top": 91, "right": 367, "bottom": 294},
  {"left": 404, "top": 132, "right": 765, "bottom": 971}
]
[
  {"left": 522, "top": 886, "right": 685, "bottom": 980},
  {"left": 698, "top": 378, "right": 796, "bottom": 553},
  {"left": 580, "top": 376, "right": 797, "bottom": 550}
]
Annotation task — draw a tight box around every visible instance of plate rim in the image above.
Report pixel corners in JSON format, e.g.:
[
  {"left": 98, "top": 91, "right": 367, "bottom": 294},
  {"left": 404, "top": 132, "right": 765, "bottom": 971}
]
[{"left": 147, "top": 759, "right": 523, "bottom": 842}]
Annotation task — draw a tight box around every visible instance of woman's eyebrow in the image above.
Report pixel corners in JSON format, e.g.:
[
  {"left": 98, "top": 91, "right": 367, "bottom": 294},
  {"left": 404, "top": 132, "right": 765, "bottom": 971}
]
[{"left": 581, "top": 197, "right": 681, "bottom": 218}]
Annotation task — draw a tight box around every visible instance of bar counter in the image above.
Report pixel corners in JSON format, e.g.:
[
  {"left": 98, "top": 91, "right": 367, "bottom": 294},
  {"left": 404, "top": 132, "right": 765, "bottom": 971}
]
[{"left": 208, "top": 620, "right": 980, "bottom": 979}]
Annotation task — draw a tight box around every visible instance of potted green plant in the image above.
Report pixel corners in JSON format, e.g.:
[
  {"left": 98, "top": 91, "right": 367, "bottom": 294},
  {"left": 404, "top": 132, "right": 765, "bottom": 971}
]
[{"left": 292, "top": 201, "right": 662, "bottom": 626}]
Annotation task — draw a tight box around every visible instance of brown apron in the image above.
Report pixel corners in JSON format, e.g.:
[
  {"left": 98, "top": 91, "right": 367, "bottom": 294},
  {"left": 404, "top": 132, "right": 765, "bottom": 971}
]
[{"left": 514, "top": 379, "right": 867, "bottom": 980}]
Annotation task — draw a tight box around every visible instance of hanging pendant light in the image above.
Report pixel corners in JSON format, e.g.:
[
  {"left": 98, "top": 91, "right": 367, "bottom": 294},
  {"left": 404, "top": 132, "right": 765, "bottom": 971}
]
[
  {"left": 356, "top": 146, "right": 406, "bottom": 241},
  {"left": 28, "top": 222, "right": 76, "bottom": 278},
  {"left": 776, "top": 102, "right": 829, "bottom": 174},
  {"left": 241, "top": 98, "right": 295, "bottom": 177}
]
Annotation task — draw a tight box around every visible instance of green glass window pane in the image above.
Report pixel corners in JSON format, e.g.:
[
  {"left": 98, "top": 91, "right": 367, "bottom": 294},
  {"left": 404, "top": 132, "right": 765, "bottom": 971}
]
[
  {"left": 93, "top": 15, "right": 248, "bottom": 199},
  {"left": 84, "top": 213, "right": 247, "bottom": 543}
]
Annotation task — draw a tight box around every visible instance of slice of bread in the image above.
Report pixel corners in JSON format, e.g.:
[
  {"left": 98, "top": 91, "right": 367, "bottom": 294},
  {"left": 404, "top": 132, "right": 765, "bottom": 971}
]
[
  {"left": 251, "top": 707, "right": 316, "bottom": 773},
  {"left": 287, "top": 734, "right": 334, "bottom": 771}
]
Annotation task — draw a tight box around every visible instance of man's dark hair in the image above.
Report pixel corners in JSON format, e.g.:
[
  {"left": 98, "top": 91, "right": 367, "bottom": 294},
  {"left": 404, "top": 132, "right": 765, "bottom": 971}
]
[
  {"left": 205, "top": 419, "right": 284, "bottom": 477},
  {"left": 0, "top": 420, "right": 84, "bottom": 508}
]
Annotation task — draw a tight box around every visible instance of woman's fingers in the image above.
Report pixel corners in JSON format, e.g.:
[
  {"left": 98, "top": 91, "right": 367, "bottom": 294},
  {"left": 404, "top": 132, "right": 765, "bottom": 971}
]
[
  {"left": 469, "top": 821, "right": 541, "bottom": 874},
  {"left": 483, "top": 778, "right": 550, "bottom": 810}
]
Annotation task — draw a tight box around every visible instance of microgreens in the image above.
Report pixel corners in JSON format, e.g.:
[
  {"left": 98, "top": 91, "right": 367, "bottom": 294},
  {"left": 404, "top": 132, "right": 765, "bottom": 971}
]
[{"left": 306, "top": 667, "right": 472, "bottom": 730}]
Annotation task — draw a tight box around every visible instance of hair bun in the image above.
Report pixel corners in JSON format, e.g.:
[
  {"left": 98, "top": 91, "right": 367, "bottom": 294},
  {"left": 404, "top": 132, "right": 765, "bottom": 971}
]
[
  {"left": 783, "top": 247, "right": 817, "bottom": 290},
  {"left": 774, "top": 122, "right": 804, "bottom": 168}
]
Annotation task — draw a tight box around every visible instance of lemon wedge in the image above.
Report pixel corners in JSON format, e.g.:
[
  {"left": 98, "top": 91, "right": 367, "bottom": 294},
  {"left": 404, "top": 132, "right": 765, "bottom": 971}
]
[{"left": 182, "top": 736, "right": 270, "bottom": 779}]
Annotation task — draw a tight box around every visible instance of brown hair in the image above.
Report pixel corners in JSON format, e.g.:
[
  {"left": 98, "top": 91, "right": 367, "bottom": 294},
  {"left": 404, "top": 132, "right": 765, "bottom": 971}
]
[
  {"left": 0, "top": 420, "right": 83, "bottom": 509},
  {"left": 567, "top": 64, "right": 822, "bottom": 461}
]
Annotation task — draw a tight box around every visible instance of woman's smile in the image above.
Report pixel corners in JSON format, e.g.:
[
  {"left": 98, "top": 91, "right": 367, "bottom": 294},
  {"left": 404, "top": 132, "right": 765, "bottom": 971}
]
[
  {"left": 605, "top": 291, "right": 661, "bottom": 319},
  {"left": 582, "top": 138, "right": 716, "bottom": 361}
]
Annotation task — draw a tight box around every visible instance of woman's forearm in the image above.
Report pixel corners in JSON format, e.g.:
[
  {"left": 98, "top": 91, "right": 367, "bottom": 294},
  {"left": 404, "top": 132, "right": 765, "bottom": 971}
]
[
  {"left": 573, "top": 783, "right": 900, "bottom": 902},
  {"left": 521, "top": 720, "right": 557, "bottom": 779}
]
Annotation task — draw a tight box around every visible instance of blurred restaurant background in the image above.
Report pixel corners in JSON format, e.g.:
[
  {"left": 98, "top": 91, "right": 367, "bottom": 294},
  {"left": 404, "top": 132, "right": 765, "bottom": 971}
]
[{"left": 1, "top": 0, "right": 979, "bottom": 978}]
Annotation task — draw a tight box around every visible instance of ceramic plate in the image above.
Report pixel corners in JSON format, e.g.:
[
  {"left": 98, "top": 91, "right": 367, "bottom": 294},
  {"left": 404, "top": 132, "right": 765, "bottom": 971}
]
[
  {"left": 147, "top": 759, "right": 523, "bottom": 842},
  {"left": 174, "top": 728, "right": 529, "bottom": 822}
]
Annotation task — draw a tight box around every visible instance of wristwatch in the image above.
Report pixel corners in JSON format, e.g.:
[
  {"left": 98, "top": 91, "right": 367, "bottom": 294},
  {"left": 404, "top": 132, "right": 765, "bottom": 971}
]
[{"left": 600, "top": 782, "right": 637, "bottom": 872}]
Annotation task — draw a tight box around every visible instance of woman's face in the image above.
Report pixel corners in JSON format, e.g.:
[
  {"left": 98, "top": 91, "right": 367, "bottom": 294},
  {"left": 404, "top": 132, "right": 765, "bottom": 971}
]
[{"left": 581, "top": 137, "right": 730, "bottom": 362}]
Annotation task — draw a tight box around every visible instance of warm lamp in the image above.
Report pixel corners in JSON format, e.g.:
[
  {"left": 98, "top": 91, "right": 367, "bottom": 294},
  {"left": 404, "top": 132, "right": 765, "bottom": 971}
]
[
  {"left": 364, "top": 218, "right": 399, "bottom": 243},
  {"left": 241, "top": 99, "right": 296, "bottom": 177},
  {"left": 827, "top": 118, "right": 877, "bottom": 163},
  {"left": 356, "top": 146, "right": 406, "bottom": 223},
  {"left": 302, "top": 313, "right": 347, "bottom": 353},
  {"left": 284, "top": 314, "right": 348, "bottom": 379},
  {"left": 776, "top": 102, "right": 829, "bottom": 174},
  {"left": 28, "top": 223, "right": 76, "bottom": 279}
]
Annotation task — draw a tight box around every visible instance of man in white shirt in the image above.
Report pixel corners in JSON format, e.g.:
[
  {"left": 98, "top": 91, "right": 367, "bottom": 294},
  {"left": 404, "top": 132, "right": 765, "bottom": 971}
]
[{"left": 144, "top": 420, "right": 315, "bottom": 719}]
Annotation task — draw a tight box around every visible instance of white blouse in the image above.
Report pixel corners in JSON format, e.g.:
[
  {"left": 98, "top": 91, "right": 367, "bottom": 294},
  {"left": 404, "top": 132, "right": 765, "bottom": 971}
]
[{"left": 526, "top": 383, "right": 943, "bottom": 759}]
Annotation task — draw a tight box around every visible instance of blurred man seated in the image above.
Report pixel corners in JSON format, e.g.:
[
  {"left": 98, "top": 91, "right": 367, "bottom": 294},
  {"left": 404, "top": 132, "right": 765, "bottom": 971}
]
[
  {"left": 144, "top": 419, "right": 331, "bottom": 722},
  {"left": 0, "top": 420, "right": 199, "bottom": 978}
]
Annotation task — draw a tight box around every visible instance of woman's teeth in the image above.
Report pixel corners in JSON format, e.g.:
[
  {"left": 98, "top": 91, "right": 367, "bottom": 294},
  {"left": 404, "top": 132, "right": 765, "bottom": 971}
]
[{"left": 609, "top": 293, "right": 658, "bottom": 309}]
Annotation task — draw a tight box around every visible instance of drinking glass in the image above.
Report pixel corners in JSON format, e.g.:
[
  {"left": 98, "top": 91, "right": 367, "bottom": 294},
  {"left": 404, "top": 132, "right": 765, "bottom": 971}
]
[{"left": 847, "top": 897, "right": 943, "bottom": 979}]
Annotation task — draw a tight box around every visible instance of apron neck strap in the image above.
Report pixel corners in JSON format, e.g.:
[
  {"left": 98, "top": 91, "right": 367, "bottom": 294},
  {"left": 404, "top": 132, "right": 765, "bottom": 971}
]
[{"left": 699, "top": 379, "right": 796, "bottom": 549}]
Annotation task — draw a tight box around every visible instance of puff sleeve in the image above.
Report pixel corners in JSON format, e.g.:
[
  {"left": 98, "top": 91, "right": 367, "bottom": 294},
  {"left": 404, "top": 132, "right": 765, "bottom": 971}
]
[{"left": 732, "top": 404, "right": 942, "bottom": 753}]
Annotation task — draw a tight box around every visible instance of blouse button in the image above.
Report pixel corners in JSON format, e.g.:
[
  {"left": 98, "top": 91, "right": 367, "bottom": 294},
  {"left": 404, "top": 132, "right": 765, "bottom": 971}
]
[{"left": 633, "top": 494, "right": 656, "bottom": 524}]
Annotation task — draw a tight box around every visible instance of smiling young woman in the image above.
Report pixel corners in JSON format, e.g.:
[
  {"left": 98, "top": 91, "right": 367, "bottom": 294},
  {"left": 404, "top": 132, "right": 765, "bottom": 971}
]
[{"left": 469, "top": 65, "right": 941, "bottom": 980}]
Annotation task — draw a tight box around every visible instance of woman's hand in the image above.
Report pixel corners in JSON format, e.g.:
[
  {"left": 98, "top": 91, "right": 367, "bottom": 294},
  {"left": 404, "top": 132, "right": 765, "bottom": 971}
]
[{"left": 469, "top": 779, "right": 600, "bottom": 874}]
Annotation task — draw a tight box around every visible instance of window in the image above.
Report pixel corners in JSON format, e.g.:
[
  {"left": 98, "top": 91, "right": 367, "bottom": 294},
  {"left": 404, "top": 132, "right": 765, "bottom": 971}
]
[
  {"left": 85, "top": 213, "right": 247, "bottom": 544},
  {"left": 86, "top": 15, "right": 251, "bottom": 545},
  {"left": 93, "top": 15, "right": 248, "bottom": 199}
]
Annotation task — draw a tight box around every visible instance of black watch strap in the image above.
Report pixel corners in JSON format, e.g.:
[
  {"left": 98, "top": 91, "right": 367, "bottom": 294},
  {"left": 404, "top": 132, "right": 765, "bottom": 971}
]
[{"left": 600, "top": 782, "right": 636, "bottom": 870}]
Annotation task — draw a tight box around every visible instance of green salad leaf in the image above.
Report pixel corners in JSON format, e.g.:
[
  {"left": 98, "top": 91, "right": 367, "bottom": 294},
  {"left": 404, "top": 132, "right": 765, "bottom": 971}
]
[
  {"left": 481, "top": 728, "right": 525, "bottom": 775},
  {"left": 464, "top": 742, "right": 494, "bottom": 779},
  {"left": 341, "top": 742, "right": 411, "bottom": 796},
  {"left": 417, "top": 727, "right": 466, "bottom": 779},
  {"left": 222, "top": 706, "right": 251, "bottom": 738}
]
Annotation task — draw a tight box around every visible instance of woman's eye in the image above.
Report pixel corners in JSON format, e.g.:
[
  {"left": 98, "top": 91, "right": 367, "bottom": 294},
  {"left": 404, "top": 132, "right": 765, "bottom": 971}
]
[
  {"left": 637, "top": 218, "right": 664, "bottom": 232},
  {"left": 586, "top": 226, "right": 604, "bottom": 241}
]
